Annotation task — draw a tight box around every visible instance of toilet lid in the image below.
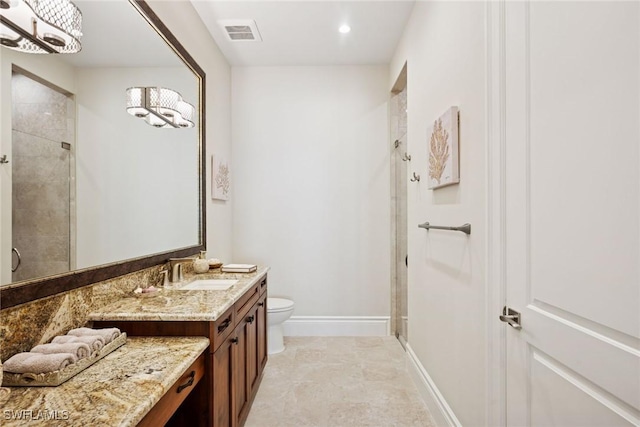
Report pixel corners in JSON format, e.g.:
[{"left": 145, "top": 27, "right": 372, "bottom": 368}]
[{"left": 268, "top": 297, "right": 294, "bottom": 312}]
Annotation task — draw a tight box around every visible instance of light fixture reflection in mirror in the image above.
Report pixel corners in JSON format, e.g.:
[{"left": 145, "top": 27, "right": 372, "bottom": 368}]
[
  {"left": 0, "top": 0, "right": 83, "bottom": 53},
  {"left": 126, "top": 86, "right": 195, "bottom": 128}
]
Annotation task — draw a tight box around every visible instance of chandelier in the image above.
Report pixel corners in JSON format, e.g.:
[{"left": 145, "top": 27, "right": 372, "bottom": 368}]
[
  {"left": 0, "top": 0, "right": 82, "bottom": 54},
  {"left": 126, "top": 87, "right": 196, "bottom": 129}
]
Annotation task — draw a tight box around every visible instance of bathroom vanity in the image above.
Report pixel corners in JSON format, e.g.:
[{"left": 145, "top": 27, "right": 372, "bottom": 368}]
[{"left": 89, "top": 268, "right": 269, "bottom": 427}]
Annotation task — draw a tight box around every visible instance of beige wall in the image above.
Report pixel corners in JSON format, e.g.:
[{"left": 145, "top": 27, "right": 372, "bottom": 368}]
[
  {"left": 231, "top": 66, "right": 391, "bottom": 329},
  {"left": 390, "top": 2, "right": 488, "bottom": 425},
  {"left": 148, "top": 0, "right": 233, "bottom": 261}
]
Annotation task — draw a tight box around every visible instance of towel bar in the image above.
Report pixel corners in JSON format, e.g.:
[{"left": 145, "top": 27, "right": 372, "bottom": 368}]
[{"left": 418, "top": 222, "right": 471, "bottom": 235}]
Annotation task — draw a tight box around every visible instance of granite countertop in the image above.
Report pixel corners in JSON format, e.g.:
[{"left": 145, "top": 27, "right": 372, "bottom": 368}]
[
  {"left": 88, "top": 267, "right": 269, "bottom": 322},
  {"left": 0, "top": 336, "right": 209, "bottom": 427}
]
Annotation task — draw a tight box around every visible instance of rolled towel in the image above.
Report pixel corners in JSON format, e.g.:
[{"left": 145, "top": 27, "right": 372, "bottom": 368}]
[
  {"left": 52, "top": 335, "right": 105, "bottom": 352},
  {"left": 31, "top": 342, "right": 92, "bottom": 360},
  {"left": 3, "top": 352, "right": 77, "bottom": 374},
  {"left": 66, "top": 327, "right": 121, "bottom": 345}
]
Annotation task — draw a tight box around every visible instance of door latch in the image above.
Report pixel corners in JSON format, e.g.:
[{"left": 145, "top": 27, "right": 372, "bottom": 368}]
[{"left": 499, "top": 306, "right": 522, "bottom": 330}]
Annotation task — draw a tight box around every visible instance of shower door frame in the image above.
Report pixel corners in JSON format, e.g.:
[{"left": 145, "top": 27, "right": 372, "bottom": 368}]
[{"left": 390, "top": 64, "right": 408, "bottom": 348}]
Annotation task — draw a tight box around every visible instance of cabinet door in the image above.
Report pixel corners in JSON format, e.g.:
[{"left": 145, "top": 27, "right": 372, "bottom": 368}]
[
  {"left": 234, "top": 317, "right": 249, "bottom": 424},
  {"left": 236, "top": 304, "right": 260, "bottom": 425},
  {"left": 246, "top": 304, "right": 259, "bottom": 395},
  {"left": 212, "top": 336, "right": 234, "bottom": 427},
  {"left": 256, "top": 293, "right": 268, "bottom": 376}
]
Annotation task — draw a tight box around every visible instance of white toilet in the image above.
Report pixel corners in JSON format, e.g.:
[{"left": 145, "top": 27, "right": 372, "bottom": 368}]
[{"left": 267, "top": 297, "right": 294, "bottom": 355}]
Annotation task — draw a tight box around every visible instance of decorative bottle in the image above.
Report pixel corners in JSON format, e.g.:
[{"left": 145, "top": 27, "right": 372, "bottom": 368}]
[{"left": 193, "top": 251, "right": 209, "bottom": 274}]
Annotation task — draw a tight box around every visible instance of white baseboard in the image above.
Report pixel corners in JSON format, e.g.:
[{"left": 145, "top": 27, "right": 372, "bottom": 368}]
[
  {"left": 282, "top": 316, "right": 390, "bottom": 336},
  {"left": 406, "top": 343, "right": 462, "bottom": 427}
]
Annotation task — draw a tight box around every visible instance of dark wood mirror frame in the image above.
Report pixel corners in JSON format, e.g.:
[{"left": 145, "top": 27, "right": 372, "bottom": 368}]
[{"left": 0, "top": 0, "right": 206, "bottom": 310}]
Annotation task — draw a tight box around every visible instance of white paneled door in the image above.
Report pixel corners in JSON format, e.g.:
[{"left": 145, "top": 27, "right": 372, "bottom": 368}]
[{"left": 502, "top": 1, "right": 640, "bottom": 426}]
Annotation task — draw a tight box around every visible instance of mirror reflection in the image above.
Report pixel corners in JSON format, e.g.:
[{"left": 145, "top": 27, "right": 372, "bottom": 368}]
[{"left": 1, "top": 0, "right": 201, "bottom": 287}]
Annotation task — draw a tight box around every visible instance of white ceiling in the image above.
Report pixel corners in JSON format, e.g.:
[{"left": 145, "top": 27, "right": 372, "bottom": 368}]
[
  {"left": 62, "top": 0, "right": 182, "bottom": 68},
  {"left": 190, "top": 1, "right": 415, "bottom": 66}
]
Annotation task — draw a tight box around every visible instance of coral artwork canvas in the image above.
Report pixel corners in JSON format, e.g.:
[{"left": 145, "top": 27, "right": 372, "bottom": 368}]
[
  {"left": 212, "top": 155, "right": 230, "bottom": 200},
  {"left": 427, "top": 106, "right": 459, "bottom": 189}
]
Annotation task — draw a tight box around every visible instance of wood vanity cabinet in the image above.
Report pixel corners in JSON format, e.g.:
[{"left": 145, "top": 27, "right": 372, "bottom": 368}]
[
  {"left": 139, "top": 352, "right": 206, "bottom": 427},
  {"left": 94, "top": 274, "right": 268, "bottom": 427},
  {"left": 229, "top": 278, "right": 268, "bottom": 426}
]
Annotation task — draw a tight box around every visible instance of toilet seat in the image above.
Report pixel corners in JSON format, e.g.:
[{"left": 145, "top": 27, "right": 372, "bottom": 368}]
[{"left": 267, "top": 297, "right": 294, "bottom": 313}]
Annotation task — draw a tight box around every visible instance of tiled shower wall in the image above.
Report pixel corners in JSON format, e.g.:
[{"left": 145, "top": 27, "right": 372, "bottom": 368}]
[
  {"left": 393, "top": 87, "right": 408, "bottom": 141},
  {"left": 11, "top": 73, "right": 76, "bottom": 282},
  {"left": 390, "top": 84, "right": 408, "bottom": 343}
]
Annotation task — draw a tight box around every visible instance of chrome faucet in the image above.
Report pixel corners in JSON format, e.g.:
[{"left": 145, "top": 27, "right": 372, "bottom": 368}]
[
  {"left": 168, "top": 257, "right": 196, "bottom": 283},
  {"left": 158, "top": 270, "right": 169, "bottom": 287}
]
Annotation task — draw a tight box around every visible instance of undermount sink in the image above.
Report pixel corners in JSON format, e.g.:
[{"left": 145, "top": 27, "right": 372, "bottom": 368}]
[{"left": 179, "top": 279, "right": 238, "bottom": 291}]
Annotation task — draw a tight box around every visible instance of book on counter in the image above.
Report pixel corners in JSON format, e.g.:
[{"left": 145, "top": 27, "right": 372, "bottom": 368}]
[{"left": 221, "top": 263, "right": 257, "bottom": 273}]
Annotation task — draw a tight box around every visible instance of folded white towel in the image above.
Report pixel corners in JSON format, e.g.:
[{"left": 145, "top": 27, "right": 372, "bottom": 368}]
[
  {"left": 66, "top": 327, "right": 121, "bottom": 345},
  {"left": 31, "top": 342, "right": 92, "bottom": 359},
  {"left": 3, "top": 352, "right": 77, "bottom": 374},
  {"left": 52, "top": 335, "right": 104, "bottom": 352}
]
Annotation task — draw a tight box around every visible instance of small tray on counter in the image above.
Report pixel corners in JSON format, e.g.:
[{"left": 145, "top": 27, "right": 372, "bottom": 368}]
[{"left": 2, "top": 333, "right": 127, "bottom": 387}]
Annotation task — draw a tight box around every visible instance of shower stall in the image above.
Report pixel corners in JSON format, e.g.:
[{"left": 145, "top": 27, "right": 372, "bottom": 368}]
[{"left": 10, "top": 70, "right": 76, "bottom": 282}]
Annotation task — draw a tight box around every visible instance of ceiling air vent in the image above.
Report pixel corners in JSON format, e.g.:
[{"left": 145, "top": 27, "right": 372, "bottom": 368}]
[{"left": 219, "top": 20, "right": 262, "bottom": 42}]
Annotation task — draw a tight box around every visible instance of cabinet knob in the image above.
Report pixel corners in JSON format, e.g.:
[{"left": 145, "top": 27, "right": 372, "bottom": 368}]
[
  {"left": 247, "top": 315, "right": 255, "bottom": 323},
  {"left": 231, "top": 337, "right": 239, "bottom": 344},
  {"left": 257, "top": 302, "right": 264, "bottom": 307}
]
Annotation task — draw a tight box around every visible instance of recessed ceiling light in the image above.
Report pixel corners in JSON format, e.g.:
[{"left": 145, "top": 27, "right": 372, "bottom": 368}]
[{"left": 339, "top": 24, "right": 351, "bottom": 34}]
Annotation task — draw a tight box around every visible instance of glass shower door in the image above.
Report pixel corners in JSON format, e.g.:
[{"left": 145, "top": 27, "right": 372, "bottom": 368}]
[{"left": 11, "top": 72, "right": 73, "bottom": 282}]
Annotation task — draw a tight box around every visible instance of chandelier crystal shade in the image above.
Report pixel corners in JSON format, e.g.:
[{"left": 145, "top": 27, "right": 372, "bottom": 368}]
[
  {"left": 0, "top": 0, "right": 82, "bottom": 54},
  {"left": 126, "top": 86, "right": 196, "bottom": 129}
]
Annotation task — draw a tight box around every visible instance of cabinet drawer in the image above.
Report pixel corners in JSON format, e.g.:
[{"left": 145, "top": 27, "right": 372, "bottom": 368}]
[
  {"left": 235, "top": 283, "right": 259, "bottom": 321},
  {"left": 258, "top": 275, "right": 268, "bottom": 295},
  {"left": 211, "top": 305, "right": 235, "bottom": 352},
  {"left": 138, "top": 352, "right": 205, "bottom": 427}
]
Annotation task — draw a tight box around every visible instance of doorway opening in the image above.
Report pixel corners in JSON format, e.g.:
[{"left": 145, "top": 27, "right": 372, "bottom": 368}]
[{"left": 390, "top": 63, "right": 408, "bottom": 348}]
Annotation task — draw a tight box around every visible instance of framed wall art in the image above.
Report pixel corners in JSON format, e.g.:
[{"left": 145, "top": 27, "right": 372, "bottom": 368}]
[
  {"left": 427, "top": 106, "right": 459, "bottom": 189},
  {"left": 212, "top": 154, "right": 230, "bottom": 200}
]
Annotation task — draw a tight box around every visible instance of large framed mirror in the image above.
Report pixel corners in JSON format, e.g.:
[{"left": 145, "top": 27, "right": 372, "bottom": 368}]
[{"left": 0, "top": 0, "right": 206, "bottom": 309}]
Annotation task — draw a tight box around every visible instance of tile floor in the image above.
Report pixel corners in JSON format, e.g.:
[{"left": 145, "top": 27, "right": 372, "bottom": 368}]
[{"left": 245, "top": 336, "right": 436, "bottom": 427}]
